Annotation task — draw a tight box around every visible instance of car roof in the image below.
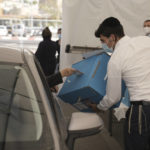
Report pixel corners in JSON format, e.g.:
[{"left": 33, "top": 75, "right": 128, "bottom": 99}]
[{"left": 0, "top": 46, "right": 24, "bottom": 64}]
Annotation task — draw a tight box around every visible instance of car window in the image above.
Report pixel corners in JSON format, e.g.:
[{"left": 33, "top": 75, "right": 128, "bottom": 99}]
[{"left": 0, "top": 63, "right": 54, "bottom": 150}]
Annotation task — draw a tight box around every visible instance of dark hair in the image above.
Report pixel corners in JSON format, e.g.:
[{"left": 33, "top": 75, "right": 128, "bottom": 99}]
[
  {"left": 95, "top": 17, "right": 124, "bottom": 38},
  {"left": 144, "top": 20, "right": 150, "bottom": 23},
  {"left": 42, "top": 27, "right": 52, "bottom": 40},
  {"left": 58, "top": 28, "right": 61, "bottom": 32}
]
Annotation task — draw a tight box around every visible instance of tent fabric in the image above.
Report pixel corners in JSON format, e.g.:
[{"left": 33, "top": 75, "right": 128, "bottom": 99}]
[{"left": 60, "top": 0, "right": 150, "bottom": 69}]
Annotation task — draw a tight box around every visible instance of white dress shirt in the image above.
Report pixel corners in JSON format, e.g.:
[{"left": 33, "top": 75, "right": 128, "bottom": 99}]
[{"left": 97, "top": 35, "right": 150, "bottom": 110}]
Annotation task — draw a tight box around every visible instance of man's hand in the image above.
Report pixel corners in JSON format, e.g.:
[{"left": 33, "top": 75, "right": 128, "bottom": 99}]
[
  {"left": 50, "top": 85, "right": 59, "bottom": 93},
  {"left": 86, "top": 101, "right": 104, "bottom": 113},
  {"left": 60, "top": 68, "right": 77, "bottom": 77}
]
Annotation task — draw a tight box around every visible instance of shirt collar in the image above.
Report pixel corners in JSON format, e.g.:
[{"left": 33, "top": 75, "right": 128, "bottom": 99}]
[{"left": 115, "top": 35, "right": 131, "bottom": 50}]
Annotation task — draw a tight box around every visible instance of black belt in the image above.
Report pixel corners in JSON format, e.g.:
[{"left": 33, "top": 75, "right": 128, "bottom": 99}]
[{"left": 131, "top": 101, "right": 150, "bottom": 106}]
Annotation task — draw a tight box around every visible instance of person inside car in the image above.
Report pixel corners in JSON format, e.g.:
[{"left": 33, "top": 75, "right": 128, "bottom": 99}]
[{"left": 47, "top": 67, "right": 77, "bottom": 92}]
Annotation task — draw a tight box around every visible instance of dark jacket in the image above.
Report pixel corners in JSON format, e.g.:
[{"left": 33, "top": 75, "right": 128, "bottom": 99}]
[
  {"left": 47, "top": 72, "right": 63, "bottom": 87},
  {"left": 35, "top": 39, "right": 57, "bottom": 76}
]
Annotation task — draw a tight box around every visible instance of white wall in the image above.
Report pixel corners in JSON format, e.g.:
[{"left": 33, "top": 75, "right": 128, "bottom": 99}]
[{"left": 60, "top": 0, "right": 150, "bottom": 69}]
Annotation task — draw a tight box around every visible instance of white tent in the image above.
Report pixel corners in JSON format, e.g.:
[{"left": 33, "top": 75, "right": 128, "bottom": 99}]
[{"left": 60, "top": 0, "right": 150, "bottom": 69}]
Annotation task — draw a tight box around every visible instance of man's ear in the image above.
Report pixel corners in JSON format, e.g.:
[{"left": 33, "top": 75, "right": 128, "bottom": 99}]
[{"left": 110, "top": 34, "right": 115, "bottom": 41}]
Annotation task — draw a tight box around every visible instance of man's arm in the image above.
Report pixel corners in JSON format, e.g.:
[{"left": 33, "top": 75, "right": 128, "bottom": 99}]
[
  {"left": 47, "top": 68, "right": 77, "bottom": 87},
  {"left": 97, "top": 61, "right": 122, "bottom": 111},
  {"left": 47, "top": 72, "right": 63, "bottom": 87}
]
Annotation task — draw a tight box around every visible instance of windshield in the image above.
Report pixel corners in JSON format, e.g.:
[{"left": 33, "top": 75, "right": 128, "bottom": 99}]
[{"left": 0, "top": 63, "right": 54, "bottom": 150}]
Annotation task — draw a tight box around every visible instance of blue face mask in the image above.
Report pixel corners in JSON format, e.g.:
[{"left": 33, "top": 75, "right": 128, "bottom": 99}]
[
  {"left": 58, "top": 34, "right": 61, "bottom": 39},
  {"left": 102, "top": 43, "right": 113, "bottom": 53}
]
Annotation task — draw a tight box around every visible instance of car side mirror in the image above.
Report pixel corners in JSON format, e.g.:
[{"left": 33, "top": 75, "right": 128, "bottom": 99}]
[{"left": 66, "top": 112, "right": 104, "bottom": 150}]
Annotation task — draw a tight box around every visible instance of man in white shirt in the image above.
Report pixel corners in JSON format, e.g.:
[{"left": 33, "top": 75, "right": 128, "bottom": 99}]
[{"left": 89, "top": 17, "right": 150, "bottom": 150}]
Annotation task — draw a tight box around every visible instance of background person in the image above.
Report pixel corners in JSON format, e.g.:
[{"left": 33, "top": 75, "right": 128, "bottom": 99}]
[
  {"left": 55, "top": 28, "right": 62, "bottom": 71},
  {"left": 56, "top": 28, "right": 61, "bottom": 63},
  {"left": 35, "top": 27, "right": 57, "bottom": 76},
  {"left": 143, "top": 19, "right": 150, "bottom": 36}
]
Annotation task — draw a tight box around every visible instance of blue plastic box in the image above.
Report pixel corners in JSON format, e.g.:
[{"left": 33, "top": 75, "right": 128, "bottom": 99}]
[{"left": 58, "top": 53, "right": 110, "bottom": 111}]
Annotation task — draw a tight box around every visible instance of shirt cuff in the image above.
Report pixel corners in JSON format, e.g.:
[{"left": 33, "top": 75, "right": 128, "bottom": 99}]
[{"left": 97, "top": 102, "right": 109, "bottom": 111}]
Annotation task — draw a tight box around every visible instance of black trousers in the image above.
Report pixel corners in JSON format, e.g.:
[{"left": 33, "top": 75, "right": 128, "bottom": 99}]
[{"left": 124, "top": 104, "right": 150, "bottom": 150}]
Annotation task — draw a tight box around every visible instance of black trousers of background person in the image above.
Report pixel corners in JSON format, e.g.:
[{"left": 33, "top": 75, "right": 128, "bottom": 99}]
[{"left": 124, "top": 103, "right": 150, "bottom": 150}]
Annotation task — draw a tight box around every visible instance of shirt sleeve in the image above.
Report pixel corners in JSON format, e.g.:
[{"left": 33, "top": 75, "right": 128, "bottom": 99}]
[
  {"left": 46, "top": 72, "right": 63, "bottom": 87},
  {"left": 97, "top": 61, "right": 122, "bottom": 111}
]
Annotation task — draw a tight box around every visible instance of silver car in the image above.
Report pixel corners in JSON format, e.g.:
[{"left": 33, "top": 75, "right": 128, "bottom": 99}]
[
  {"left": 0, "top": 46, "right": 103, "bottom": 150},
  {"left": 0, "top": 26, "right": 8, "bottom": 36}
]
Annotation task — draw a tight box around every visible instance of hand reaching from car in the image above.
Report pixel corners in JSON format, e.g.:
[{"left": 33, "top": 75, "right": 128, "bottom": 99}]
[
  {"left": 86, "top": 100, "right": 104, "bottom": 113},
  {"left": 60, "top": 68, "right": 77, "bottom": 77}
]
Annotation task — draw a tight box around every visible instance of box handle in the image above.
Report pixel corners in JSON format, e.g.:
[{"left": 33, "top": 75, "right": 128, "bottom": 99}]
[{"left": 92, "top": 61, "right": 100, "bottom": 78}]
